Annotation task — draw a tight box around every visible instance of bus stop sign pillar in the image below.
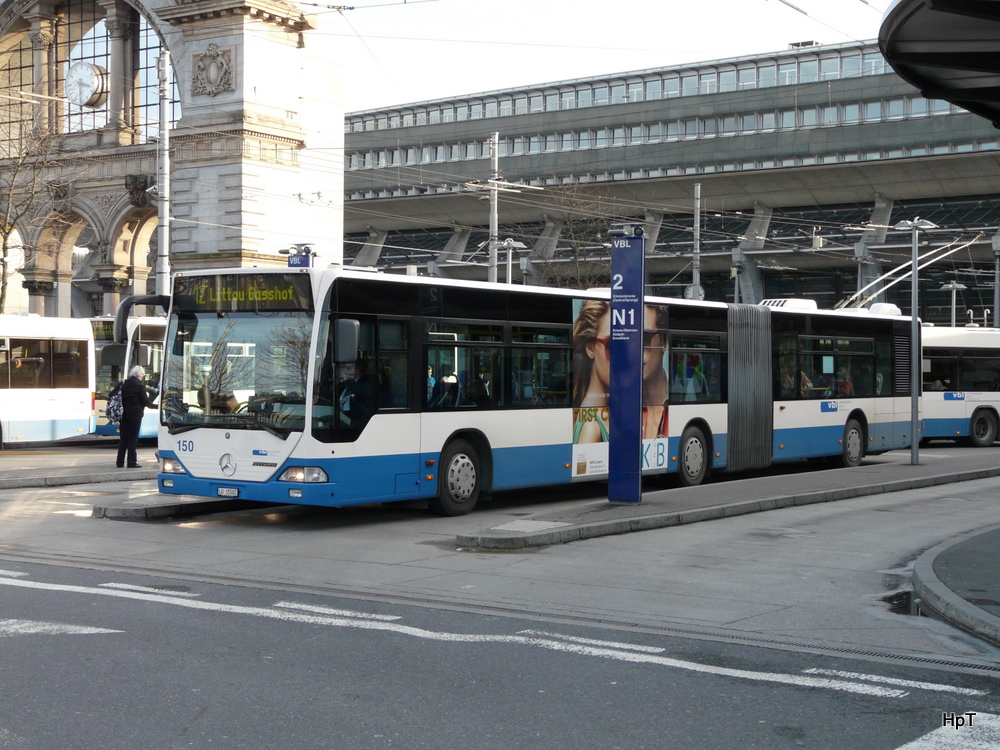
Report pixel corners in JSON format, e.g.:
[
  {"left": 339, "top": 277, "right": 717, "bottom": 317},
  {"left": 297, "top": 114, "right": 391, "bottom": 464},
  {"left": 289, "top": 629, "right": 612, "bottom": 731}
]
[{"left": 608, "top": 230, "right": 645, "bottom": 504}]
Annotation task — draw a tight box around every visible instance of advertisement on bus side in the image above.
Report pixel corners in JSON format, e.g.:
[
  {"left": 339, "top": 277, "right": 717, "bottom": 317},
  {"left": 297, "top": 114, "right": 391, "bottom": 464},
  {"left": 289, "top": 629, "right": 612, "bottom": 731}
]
[{"left": 571, "top": 298, "right": 671, "bottom": 478}]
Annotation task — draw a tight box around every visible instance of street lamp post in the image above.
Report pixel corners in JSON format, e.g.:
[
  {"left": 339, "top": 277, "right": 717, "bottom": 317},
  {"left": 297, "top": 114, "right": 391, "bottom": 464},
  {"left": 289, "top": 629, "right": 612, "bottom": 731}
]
[
  {"left": 895, "top": 218, "right": 937, "bottom": 466},
  {"left": 501, "top": 238, "right": 527, "bottom": 284},
  {"left": 155, "top": 50, "right": 171, "bottom": 296},
  {"left": 939, "top": 281, "right": 967, "bottom": 327}
]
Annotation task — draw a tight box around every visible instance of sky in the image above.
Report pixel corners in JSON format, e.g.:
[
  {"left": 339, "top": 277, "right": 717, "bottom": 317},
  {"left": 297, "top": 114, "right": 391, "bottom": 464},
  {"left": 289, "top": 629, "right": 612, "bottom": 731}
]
[{"left": 319, "top": 0, "right": 892, "bottom": 112}]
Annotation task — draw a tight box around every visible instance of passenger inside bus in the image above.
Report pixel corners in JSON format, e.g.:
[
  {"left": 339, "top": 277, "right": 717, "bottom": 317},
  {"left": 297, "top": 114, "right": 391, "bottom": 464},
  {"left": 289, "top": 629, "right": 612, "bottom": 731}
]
[
  {"left": 463, "top": 372, "right": 491, "bottom": 407},
  {"left": 428, "top": 371, "right": 461, "bottom": 408},
  {"left": 338, "top": 359, "right": 375, "bottom": 426},
  {"left": 835, "top": 365, "right": 853, "bottom": 397},
  {"left": 779, "top": 357, "right": 813, "bottom": 399}
]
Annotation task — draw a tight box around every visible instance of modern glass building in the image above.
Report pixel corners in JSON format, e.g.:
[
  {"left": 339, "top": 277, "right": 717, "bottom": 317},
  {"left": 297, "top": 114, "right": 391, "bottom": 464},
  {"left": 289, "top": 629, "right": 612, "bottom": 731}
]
[{"left": 342, "top": 40, "right": 1000, "bottom": 323}]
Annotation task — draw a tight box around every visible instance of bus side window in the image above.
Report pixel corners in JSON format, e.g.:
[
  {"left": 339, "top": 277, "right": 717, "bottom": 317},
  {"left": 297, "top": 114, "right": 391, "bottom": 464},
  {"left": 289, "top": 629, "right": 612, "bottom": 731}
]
[
  {"left": 377, "top": 352, "right": 409, "bottom": 408},
  {"left": 377, "top": 320, "right": 409, "bottom": 409},
  {"left": 0, "top": 346, "right": 9, "bottom": 389}
]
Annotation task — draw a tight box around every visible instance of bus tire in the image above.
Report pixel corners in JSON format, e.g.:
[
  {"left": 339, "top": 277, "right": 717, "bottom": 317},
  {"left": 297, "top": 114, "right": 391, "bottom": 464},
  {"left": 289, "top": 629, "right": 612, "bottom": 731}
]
[
  {"left": 678, "top": 426, "right": 709, "bottom": 487},
  {"left": 967, "top": 409, "right": 997, "bottom": 447},
  {"left": 430, "top": 439, "right": 481, "bottom": 516},
  {"left": 839, "top": 418, "right": 865, "bottom": 468}
]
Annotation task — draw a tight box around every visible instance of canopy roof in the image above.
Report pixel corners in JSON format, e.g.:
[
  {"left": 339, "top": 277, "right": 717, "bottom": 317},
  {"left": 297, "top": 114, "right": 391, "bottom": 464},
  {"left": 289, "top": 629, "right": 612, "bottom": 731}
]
[{"left": 880, "top": 0, "right": 1000, "bottom": 128}]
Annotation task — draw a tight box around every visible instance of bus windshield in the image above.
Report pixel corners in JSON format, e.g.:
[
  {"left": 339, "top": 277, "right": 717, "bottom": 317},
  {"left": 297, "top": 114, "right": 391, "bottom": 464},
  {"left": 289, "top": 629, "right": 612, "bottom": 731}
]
[{"left": 162, "top": 311, "right": 312, "bottom": 436}]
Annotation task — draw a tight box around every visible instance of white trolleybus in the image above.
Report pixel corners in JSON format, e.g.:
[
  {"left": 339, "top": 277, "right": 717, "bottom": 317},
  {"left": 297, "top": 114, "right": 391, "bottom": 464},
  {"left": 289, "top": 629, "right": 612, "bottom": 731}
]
[
  {"left": 91, "top": 317, "right": 166, "bottom": 438},
  {"left": 921, "top": 325, "right": 1000, "bottom": 446},
  {"left": 122, "top": 268, "right": 916, "bottom": 515},
  {"left": 0, "top": 314, "right": 94, "bottom": 445}
]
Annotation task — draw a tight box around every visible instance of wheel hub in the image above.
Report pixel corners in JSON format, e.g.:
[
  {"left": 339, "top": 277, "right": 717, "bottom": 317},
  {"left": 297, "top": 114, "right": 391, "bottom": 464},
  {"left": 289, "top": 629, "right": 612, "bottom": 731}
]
[
  {"left": 447, "top": 454, "right": 476, "bottom": 501},
  {"left": 682, "top": 438, "right": 704, "bottom": 477}
]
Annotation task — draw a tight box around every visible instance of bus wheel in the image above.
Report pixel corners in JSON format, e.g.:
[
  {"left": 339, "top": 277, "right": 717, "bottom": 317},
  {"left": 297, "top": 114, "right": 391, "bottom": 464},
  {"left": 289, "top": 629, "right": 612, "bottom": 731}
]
[
  {"left": 430, "top": 439, "right": 481, "bottom": 516},
  {"left": 678, "top": 426, "right": 709, "bottom": 487},
  {"left": 839, "top": 419, "right": 864, "bottom": 467},
  {"left": 967, "top": 410, "right": 997, "bottom": 447}
]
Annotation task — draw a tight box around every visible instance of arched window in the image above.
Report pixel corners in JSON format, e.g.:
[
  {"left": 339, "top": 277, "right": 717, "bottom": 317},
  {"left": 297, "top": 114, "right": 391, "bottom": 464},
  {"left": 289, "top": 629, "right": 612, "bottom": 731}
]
[{"left": 0, "top": 0, "right": 178, "bottom": 149}]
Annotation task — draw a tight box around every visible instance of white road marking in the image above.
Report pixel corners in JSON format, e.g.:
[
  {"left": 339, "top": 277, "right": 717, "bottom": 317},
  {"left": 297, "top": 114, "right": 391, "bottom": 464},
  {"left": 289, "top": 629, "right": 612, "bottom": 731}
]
[
  {"left": 0, "top": 570, "right": 27, "bottom": 578},
  {"left": 803, "top": 668, "right": 987, "bottom": 696},
  {"left": 99, "top": 583, "right": 201, "bottom": 597},
  {"left": 274, "top": 601, "right": 402, "bottom": 621},
  {"left": 0, "top": 619, "right": 122, "bottom": 637},
  {"left": 0, "top": 574, "right": 976, "bottom": 699},
  {"left": 894, "top": 712, "right": 1000, "bottom": 749},
  {"left": 517, "top": 629, "right": 666, "bottom": 654}
]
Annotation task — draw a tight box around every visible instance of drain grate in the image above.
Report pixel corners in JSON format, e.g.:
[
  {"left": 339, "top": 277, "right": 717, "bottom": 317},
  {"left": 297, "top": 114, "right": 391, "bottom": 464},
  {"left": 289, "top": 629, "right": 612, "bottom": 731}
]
[{"left": 882, "top": 590, "right": 917, "bottom": 615}]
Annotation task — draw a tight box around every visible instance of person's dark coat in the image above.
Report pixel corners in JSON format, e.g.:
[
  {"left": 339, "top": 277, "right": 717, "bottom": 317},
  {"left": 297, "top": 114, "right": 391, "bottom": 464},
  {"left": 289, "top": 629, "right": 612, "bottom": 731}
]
[{"left": 120, "top": 376, "right": 155, "bottom": 420}]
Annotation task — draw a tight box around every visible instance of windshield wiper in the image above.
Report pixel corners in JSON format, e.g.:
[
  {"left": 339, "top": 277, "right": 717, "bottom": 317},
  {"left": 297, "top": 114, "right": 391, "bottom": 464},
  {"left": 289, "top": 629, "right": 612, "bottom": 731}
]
[
  {"left": 165, "top": 417, "right": 199, "bottom": 435},
  {"left": 241, "top": 413, "right": 291, "bottom": 440}
]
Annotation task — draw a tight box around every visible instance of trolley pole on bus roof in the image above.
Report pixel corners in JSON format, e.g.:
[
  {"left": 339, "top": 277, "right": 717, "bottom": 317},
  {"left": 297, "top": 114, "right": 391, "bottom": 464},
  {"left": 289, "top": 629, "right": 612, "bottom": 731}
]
[{"left": 896, "top": 218, "right": 936, "bottom": 465}]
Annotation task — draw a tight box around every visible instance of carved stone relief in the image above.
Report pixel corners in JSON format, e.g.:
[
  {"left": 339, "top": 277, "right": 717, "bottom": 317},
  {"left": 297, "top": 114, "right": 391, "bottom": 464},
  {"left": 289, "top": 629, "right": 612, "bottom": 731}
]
[
  {"left": 104, "top": 17, "right": 132, "bottom": 41},
  {"left": 29, "top": 29, "right": 53, "bottom": 49},
  {"left": 125, "top": 174, "right": 151, "bottom": 206},
  {"left": 192, "top": 44, "right": 235, "bottom": 97}
]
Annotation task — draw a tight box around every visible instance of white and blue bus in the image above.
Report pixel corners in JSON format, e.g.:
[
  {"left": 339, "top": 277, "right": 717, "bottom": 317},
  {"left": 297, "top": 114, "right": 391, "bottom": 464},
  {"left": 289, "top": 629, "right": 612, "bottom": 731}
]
[
  {"left": 92, "top": 316, "right": 165, "bottom": 439},
  {"left": 921, "top": 325, "right": 1000, "bottom": 446},
  {"left": 0, "top": 314, "right": 94, "bottom": 445},
  {"left": 127, "top": 268, "right": 915, "bottom": 515}
]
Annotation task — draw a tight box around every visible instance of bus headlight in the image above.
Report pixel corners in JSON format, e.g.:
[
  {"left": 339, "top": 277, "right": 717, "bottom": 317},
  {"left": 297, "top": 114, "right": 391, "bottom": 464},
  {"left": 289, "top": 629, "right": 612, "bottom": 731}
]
[
  {"left": 278, "top": 466, "right": 328, "bottom": 483},
  {"left": 161, "top": 457, "right": 187, "bottom": 474}
]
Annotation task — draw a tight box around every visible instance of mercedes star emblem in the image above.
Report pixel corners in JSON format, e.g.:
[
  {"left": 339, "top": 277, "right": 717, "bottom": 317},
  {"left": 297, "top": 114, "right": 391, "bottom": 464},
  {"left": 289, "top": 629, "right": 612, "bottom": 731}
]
[{"left": 219, "top": 453, "right": 237, "bottom": 476}]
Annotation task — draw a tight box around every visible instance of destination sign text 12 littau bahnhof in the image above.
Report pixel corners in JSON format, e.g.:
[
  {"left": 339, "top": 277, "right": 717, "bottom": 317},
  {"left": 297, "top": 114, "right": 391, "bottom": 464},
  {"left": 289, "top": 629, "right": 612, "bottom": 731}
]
[{"left": 175, "top": 274, "right": 313, "bottom": 312}]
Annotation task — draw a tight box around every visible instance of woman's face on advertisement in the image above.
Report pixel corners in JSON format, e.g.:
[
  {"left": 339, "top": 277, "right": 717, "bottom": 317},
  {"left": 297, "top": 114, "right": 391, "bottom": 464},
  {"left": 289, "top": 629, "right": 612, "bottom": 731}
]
[
  {"left": 643, "top": 306, "right": 665, "bottom": 379},
  {"left": 589, "top": 309, "right": 612, "bottom": 387}
]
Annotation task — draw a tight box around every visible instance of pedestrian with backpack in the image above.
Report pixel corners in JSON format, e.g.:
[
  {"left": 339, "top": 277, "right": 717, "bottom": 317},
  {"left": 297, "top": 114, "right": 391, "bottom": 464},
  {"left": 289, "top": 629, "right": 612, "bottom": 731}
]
[{"left": 117, "top": 365, "right": 156, "bottom": 468}]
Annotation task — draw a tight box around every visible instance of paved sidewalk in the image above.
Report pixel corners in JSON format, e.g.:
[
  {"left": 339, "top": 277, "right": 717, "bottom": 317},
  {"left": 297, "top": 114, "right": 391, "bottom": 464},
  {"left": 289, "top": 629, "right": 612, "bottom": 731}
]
[
  {"left": 4, "top": 440, "right": 999, "bottom": 649},
  {"left": 0, "top": 438, "right": 157, "bottom": 489}
]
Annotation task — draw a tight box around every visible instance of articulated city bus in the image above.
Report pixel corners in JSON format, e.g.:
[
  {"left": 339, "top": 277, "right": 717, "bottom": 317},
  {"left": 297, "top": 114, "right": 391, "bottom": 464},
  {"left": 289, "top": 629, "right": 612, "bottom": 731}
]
[
  {"left": 921, "top": 325, "right": 1000, "bottom": 446},
  {"left": 0, "top": 315, "right": 94, "bottom": 445},
  {"left": 91, "top": 317, "right": 166, "bottom": 439},
  {"left": 130, "top": 267, "right": 915, "bottom": 515}
]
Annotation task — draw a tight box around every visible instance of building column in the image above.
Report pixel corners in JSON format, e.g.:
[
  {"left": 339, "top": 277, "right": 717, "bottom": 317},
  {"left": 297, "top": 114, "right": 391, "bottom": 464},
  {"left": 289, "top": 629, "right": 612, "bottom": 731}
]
[
  {"left": 27, "top": 13, "right": 56, "bottom": 135},
  {"left": 523, "top": 216, "right": 564, "bottom": 285},
  {"left": 21, "top": 279, "right": 55, "bottom": 316},
  {"left": 853, "top": 195, "right": 893, "bottom": 306},
  {"left": 732, "top": 203, "right": 770, "bottom": 304},
  {"left": 99, "top": 0, "right": 134, "bottom": 145},
  {"left": 641, "top": 209, "right": 664, "bottom": 292},
  {"left": 353, "top": 228, "right": 388, "bottom": 267},
  {"left": 429, "top": 227, "right": 472, "bottom": 277},
  {"left": 93, "top": 264, "right": 130, "bottom": 315}
]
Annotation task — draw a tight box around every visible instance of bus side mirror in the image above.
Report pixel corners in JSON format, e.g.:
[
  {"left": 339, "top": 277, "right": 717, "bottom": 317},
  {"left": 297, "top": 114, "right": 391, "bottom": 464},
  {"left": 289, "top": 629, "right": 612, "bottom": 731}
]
[
  {"left": 100, "top": 343, "right": 126, "bottom": 369},
  {"left": 335, "top": 319, "right": 360, "bottom": 364},
  {"left": 137, "top": 344, "right": 150, "bottom": 368}
]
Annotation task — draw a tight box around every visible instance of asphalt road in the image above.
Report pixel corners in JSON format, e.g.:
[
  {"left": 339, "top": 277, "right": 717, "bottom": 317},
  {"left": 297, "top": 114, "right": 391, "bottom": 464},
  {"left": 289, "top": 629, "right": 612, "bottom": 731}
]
[
  {"left": 1, "top": 443, "right": 1000, "bottom": 747},
  {"left": 2, "top": 561, "right": 999, "bottom": 750}
]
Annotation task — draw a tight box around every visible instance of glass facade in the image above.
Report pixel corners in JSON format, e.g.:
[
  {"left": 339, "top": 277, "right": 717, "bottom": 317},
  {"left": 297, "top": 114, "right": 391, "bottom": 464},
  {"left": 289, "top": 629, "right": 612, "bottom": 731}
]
[
  {"left": 346, "top": 90, "right": 991, "bottom": 199},
  {"left": 347, "top": 44, "right": 888, "bottom": 133},
  {"left": 0, "top": 0, "right": 178, "bottom": 149}
]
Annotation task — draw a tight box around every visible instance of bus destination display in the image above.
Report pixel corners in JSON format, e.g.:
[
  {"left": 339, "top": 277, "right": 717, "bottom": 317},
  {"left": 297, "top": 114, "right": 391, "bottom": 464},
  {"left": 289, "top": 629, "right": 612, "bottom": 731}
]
[{"left": 174, "top": 273, "right": 313, "bottom": 312}]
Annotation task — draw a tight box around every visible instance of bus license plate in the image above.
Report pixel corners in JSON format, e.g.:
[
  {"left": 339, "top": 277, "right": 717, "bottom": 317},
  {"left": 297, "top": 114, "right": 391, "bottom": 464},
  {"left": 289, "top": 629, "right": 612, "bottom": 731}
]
[{"left": 217, "top": 487, "right": 239, "bottom": 497}]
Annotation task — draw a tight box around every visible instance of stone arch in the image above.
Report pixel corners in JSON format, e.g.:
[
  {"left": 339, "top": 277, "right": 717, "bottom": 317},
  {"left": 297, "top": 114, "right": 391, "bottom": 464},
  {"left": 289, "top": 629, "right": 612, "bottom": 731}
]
[
  {"left": 111, "top": 204, "right": 157, "bottom": 290},
  {"left": 18, "top": 210, "right": 89, "bottom": 316}
]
